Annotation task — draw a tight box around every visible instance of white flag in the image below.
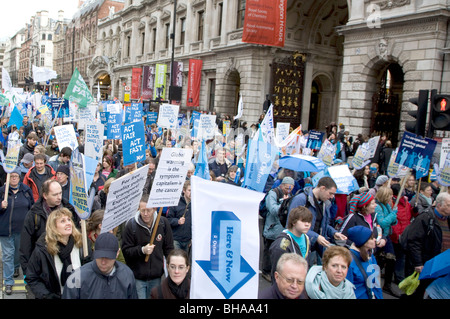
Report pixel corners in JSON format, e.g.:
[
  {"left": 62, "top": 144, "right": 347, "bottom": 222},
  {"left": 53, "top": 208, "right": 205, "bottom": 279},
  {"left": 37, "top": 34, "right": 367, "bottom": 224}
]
[
  {"left": 254, "top": 103, "right": 276, "bottom": 145},
  {"left": 32, "top": 65, "right": 57, "bottom": 83},
  {"left": 2, "top": 67, "right": 13, "bottom": 92},
  {"left": 233, "top": 95, "right": 243, "bottom": 120},
  {"left": 190, "top": 176, "right": 264, "bottom": 299}
]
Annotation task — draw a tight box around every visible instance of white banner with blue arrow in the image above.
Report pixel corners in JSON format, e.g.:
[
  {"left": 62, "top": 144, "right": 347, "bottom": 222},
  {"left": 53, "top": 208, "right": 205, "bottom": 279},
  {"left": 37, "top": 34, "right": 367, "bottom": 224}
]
[{"left": 190, "top": 176, "right": 264, "bottom": 299}]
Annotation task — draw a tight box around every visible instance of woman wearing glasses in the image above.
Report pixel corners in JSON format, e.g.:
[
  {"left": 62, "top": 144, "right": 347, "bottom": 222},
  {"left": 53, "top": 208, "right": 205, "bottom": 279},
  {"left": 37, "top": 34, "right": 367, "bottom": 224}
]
[{"left": 150, "top": 249, "right": 190, "bottom": 299}]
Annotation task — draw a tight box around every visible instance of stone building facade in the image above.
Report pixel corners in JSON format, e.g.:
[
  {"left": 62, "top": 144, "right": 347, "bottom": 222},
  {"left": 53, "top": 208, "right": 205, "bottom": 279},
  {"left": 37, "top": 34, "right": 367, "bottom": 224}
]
[{"left": 87, "top": 0, "right": 449, "bottom": 143}]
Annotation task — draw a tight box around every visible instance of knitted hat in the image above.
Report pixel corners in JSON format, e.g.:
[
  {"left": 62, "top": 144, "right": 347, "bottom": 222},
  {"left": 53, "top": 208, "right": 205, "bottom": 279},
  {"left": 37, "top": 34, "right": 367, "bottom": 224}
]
[
  {"left": 56, "top": 165, "right": 70, "bottom": 177},
  {"left": 347, "top": 225, "right": 372, "bottom": 247},
  {"left": 348, "top": 192, "right": 374, "bottom": 214},
  {"left": 281, "top": 177, "right": 295, "bottom": 185},
  {"left": 375, "top": 175, "right": 389, "bottom": 186}
]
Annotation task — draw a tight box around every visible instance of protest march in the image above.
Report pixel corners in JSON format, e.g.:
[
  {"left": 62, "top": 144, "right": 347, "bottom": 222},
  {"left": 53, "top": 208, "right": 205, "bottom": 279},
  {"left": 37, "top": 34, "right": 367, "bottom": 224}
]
[{"left": 0, "top": 67, "right": 449, "bottom": 302}]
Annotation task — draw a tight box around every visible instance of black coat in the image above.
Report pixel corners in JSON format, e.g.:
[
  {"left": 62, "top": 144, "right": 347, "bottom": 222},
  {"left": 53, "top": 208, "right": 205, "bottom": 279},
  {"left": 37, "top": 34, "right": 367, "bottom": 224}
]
[
  {"left": 0, "top": 183, "right": 34, "bottom": 236},
  {"left": 26, "top": 233, "right": 89, "bottom": 299},
  {"left": 166, "top": 196, "right": 191, "bottom": 242},
  {"left": 122, "top": 213, "right": 174, "bottom": 281},
  {"left": 19, "top": 198, "right": 78, "bottom": 274}
]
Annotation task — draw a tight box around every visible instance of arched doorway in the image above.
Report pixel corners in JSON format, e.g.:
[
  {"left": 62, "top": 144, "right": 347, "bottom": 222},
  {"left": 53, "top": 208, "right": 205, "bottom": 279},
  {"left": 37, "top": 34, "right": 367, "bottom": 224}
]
[
  {"left": 309, "top": 81, "right": 320, "bottom": 130},
  {"left": 221, "top": 69, "right": 241, "bottom": 120},
  {"left": 370, "top": 63, "right": 404, "bottom": 147},
  {"left": 95, "top": 73, "right": 111, "bottom": 101}
]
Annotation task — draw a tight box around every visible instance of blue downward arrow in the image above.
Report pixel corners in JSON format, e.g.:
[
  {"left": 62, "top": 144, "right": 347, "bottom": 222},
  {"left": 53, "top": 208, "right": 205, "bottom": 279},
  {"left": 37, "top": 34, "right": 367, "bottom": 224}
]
[{"left": 196, "top": 211, "right": 256, "bottom": 299}]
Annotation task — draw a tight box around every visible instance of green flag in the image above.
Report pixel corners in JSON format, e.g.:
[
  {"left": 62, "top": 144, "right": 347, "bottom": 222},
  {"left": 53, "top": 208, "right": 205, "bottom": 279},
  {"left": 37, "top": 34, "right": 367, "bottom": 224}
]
[{"left": 64, "top": 68, "right": 93, "bottom": 108}]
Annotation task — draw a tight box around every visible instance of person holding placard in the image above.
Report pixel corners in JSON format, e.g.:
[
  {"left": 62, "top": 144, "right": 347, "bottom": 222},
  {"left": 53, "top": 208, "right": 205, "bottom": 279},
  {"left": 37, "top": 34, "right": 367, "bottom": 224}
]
[
  {"left": 0, "top": 168, "right": 34, "bottom": 295},
  {"left": 167, "top": 181, "right": 192, "bottom": 254},
  {"left": 122, "top": 194, "right": 174, "bottom": 299}
]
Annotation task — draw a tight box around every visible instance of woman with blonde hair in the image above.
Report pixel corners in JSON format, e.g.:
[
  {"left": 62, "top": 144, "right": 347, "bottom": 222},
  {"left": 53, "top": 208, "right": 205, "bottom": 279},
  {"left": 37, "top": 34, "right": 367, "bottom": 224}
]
[{"left": 25, "top": 208, "right": 87, "bottom": 299}]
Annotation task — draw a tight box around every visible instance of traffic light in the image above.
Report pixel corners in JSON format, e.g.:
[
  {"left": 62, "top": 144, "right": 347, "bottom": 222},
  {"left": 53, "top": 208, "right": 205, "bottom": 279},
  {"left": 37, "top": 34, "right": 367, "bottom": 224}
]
[
  {"left": 429, "top": 89, "right": 450, "bottom": 133},
  {"left": 405, "top": 89, "right": 428, "bottom": 137}
]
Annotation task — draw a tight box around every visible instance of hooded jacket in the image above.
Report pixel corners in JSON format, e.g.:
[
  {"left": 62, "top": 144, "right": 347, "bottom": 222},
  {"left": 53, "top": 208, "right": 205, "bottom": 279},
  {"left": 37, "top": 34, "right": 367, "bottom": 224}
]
[
  {"left": 288, "top": 186, "right": 337, "bottom": 249},
  {"left": 23, "top": 164, "right": 56, "bottom": 202},
  {"left": 122, "top": 212, "right": 174, "bottom": 281},
  {"left": 269, "top": 230, "right": 311, "bottom": 280},
  {"left": 62, "top": 259, "right": 138, "bottom": 299}
]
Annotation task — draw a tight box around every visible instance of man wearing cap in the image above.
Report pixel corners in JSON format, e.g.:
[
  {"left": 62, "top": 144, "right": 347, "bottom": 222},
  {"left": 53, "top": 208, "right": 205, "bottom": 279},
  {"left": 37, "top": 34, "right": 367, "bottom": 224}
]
[
  {"left": 368, "top": 175, "right": 389, "bottom": 198},
  {"left": 56, "top": 165, "right": 70, "bottom": 201},
  {"left": 261, "top": 176, "right": 295, "bottom": 282},
  {"left": 288, "top": 176, "right": 347, "bottom": 256},
  {"left": 62, "top": 232, "right": 138, "bottom": 299},
  {"left": 19, "top": 153, "right": 34, "bottom": 182}
]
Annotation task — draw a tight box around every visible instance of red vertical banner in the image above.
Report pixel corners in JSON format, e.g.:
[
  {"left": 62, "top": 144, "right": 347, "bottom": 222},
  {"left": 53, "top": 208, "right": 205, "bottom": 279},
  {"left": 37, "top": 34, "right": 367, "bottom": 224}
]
[
  {"left": 131, "top": 67, "right": 142, "bottom": 100},
  {"left": 242, "top": 0, "right": 287, "bottom": 47},
  {"left": 186, "top": 59, "right": 203, "bottom": 107}
]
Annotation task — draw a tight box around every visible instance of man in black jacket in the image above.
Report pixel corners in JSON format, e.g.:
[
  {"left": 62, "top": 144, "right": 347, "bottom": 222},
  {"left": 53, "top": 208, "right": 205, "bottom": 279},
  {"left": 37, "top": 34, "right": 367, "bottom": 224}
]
[
  {"left": 404, "top": 192, "right": 450, "bottom": 298},
  {"left": 19, "top": 179, "right": 79, "bottom": 277},
  {"left": 121, "top": 193, "right": 174, "bottom": 299}
]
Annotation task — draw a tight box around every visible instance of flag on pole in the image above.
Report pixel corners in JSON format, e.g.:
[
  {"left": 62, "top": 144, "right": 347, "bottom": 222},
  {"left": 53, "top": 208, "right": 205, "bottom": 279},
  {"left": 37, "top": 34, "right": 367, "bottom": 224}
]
[
  {"left": 194, "top": 140, "right": 210, "bottom": 179},
  {"left": 2, "top": 67, "right": 13, "bottom": 92},
  {"left": 234, "top": 95, "right": 243, "bottom": 120},
  {"left": 254, "top": 103, "right": 276, "bottom": 145},
  {"left": 64, "top": 68, "right": 93, "bottom": 108},
  {"left": 32, "top": 65, "right": 57, "bottom": 83}
]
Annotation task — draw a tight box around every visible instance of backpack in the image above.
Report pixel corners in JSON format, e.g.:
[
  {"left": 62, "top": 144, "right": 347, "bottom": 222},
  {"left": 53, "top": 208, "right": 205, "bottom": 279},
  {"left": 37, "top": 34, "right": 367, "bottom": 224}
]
[
  {"left": 399, "top": 210, "right": 434, "bottom": 251},
  {"left": 259, "top": 188, "right": 283, "bottom": 220},
  {"left": 277, "top": 188, "right": 305, "bottom": 228}
]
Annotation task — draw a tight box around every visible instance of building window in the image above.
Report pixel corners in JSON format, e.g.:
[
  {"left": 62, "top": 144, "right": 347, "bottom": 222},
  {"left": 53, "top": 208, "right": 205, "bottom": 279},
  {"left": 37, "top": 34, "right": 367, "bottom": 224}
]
[
  {"left": 141, "top": 31, "right": 145, "bottom": 55},
  {"left": 218, "top": 3, "right": 223, "bottom": 36},
  {"left": 41, "top": 45, "right": 45, "bottom": 53},
  {"left": 237, "top": 0, "right": 246, "bottom": 29},
  {"left": 48, "top": 34, "right": 52, "bottom": 40},
  {"left": 165, "top": 23, "right": 170, "bottom": 49},
  {"left": 152, "top": 28, "right": 157, "bottom": 52},
  {"left": 42, "top": 34, "right": 46, "bottom": 40},
  {"left": 198, "top": 11, "right": 204, "bottom": 41},
  {"left": 41, "top": 57, "right": 45, "bottom": 67},
  {"left": 209, "top": 79, "right": 216, "bottom": 111},
  {"left": 126, "top": 35, "right": 131, "bottom": 57},
  {"left": 180, "top": 17, "right": 186, "bottom": 45}
]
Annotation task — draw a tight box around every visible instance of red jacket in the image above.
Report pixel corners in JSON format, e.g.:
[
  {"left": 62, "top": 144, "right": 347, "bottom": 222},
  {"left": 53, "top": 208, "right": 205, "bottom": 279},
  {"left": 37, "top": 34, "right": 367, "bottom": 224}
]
[
  {"left": 23, "top": 164, "right": 56, "bottom": 202},
  {"left": 390, "top": 195, "right": 413, "bottom": 244}
]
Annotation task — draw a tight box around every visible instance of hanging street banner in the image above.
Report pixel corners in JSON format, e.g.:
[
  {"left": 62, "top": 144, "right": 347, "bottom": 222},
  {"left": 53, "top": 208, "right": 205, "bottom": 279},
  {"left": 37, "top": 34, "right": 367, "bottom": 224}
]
[
  {"left": 122, "top": 120, "right": 146, "bottom": 166},
  {"left": 147, "top": 148, "right": 193, "bottom": 208},
  {"left": 242, "top": 0, "right": 287, "bottom": 48},
  {"left": 64, "top": 68, "right": 93, "bottom": 108},
  {"left": 131, "top": 67, "right": 142, "bottom": 100},
  {"left": 84, "top": 122, "right": 105, "bottom": 163},
  {"left": 186, "top": 59, "right": 203, "bottom": 107},
  {"left": 191, "top": 176, "right": 264, "bottom": 299},
  {"left": 101, "top": 165, "right": 148, "bottom": 233},
  {"left": 157, "top": 104, "right": 179, "bottom": 129},
  {"left": 54, "top": 124, "right": 78, "bottom": 150},
  {"left": 142, "top": 65, "right": 155, "bottom": 100},
  {"left": 395, "top": 132, "right": 437, "bottom": 179},
  {"left": 154, "top": 64, "right": 167, "bottom": 101}
]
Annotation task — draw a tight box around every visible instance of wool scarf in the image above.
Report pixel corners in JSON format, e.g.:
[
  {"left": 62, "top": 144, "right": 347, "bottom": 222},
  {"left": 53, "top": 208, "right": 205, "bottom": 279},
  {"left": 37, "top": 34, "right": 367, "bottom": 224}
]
[
  {"left": 305, "top": 265, "right": 356, "bottom": 299},
  {"left": 57, "top": 236, "right": 75, "bottom": 287}
]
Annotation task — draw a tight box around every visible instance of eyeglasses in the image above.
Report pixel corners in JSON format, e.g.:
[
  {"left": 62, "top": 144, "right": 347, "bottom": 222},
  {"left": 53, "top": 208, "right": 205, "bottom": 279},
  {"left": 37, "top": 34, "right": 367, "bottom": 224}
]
[
  {"left": 277, "top": 272, "right": 304, "bottom": 286},
  {"left": 168, "top": 264, "right": 187, "bottom": 271}
]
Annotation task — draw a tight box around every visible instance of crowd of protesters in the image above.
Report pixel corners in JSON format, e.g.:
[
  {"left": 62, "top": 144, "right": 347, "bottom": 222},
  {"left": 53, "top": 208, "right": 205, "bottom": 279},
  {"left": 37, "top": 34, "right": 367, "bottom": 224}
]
[{"left": 0, "top": 109, "right": 448, "bottom": 300}]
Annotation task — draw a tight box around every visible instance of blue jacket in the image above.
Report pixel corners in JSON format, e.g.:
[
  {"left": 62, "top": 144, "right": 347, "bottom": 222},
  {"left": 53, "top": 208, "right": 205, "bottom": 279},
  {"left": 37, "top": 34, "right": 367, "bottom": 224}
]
[
  {"left": 0, "top": 183, "right": 34, "bottom": 236},
  {"left": 288, "top": 187, "right": 337, "bottom": 251},
  {"left": 346, "top": 249, "right": 383, "bottom": 299},
  {"left": 374, "top": 201, "right": 397, "bottom": 236}
]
